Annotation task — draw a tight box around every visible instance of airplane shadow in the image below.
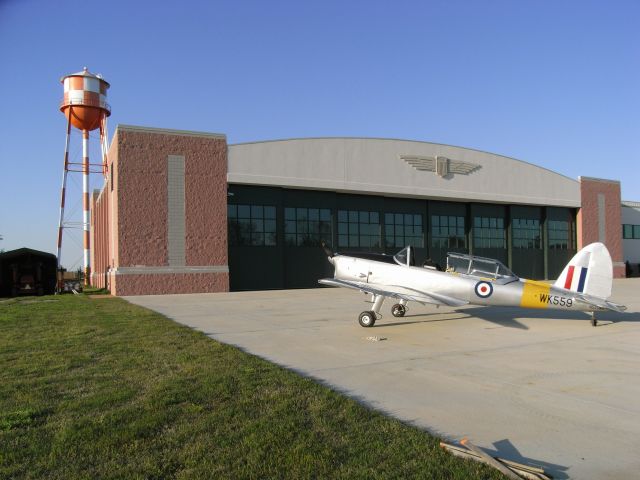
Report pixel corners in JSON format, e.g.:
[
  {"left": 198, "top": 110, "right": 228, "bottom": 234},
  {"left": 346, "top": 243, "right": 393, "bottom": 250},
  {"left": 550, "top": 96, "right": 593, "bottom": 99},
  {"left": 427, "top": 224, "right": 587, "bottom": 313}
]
[
  {"left": 376, "top": 306, "right": 640, "bottom": 330},
  {"left": 374, "top": 312, "right": 470, "bottom": 328},
  {"left": 463, "top": 305, "right": 640, "bottom": 329}
]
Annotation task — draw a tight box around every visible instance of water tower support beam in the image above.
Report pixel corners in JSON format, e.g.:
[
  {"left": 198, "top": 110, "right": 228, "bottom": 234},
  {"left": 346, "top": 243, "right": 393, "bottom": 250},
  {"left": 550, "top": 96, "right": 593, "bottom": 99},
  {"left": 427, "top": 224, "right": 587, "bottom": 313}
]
[
  {"left": 82, "top": 129, "right": 91, "bottom": 285},
  {"left": 56, "top": 112, "right": 72, "bottom": 290}
]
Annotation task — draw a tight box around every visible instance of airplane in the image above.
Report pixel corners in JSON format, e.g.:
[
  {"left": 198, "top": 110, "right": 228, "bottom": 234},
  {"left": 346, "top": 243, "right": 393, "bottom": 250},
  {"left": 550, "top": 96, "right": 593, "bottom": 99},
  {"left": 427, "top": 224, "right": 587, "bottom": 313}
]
[{"left": 318, "top": 242, "right": 626, "bottom": 328}]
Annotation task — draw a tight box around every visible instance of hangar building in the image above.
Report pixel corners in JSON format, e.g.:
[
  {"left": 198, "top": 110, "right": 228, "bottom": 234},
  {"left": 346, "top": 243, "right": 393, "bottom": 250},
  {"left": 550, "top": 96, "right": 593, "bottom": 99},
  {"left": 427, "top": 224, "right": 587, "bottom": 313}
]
[{"left": 90, "top": 125, "right": 629, "bottom": 295}]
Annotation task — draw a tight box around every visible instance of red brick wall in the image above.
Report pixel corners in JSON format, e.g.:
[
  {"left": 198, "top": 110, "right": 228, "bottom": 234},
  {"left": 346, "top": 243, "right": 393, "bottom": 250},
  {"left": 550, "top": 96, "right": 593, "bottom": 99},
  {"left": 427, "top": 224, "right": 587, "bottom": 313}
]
[
  {"left": 90, "top": 189, "right": 110, "bottom": 289},
  {"left": 90, "top": 126, "right": 229, "bottom": 295},
  {"left": 578, "top": 177, "right": 624, "bottom": 278},
  {"left": 109, "top": 272, "right": 228, "bottom": 296}
]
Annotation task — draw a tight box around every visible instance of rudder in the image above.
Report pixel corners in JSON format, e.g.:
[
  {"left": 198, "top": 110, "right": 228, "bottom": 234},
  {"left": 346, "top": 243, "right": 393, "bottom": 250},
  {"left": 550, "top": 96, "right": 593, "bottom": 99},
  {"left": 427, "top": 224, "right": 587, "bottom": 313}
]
[{"left": 553, "top": 242, "right": 613, "bottom": 299}]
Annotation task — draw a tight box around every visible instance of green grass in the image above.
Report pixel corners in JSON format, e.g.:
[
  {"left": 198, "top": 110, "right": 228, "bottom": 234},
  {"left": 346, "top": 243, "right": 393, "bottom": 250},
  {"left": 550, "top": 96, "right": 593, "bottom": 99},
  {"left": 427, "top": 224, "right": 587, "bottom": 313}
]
[{"left": 0, "top": 295, "right": 503, "bottom": 479}]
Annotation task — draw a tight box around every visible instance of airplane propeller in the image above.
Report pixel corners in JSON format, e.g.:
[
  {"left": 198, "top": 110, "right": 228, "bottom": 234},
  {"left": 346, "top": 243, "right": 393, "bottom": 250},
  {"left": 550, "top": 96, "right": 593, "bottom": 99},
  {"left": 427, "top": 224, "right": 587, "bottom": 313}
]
[{"left": 321, "top": 240, "right": 335, "bottom": 258}]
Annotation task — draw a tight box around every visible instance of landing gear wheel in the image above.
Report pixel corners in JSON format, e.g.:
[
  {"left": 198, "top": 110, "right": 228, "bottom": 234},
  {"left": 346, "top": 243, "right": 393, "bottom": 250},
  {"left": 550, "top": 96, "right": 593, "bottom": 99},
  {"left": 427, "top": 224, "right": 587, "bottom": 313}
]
[
  {"left": 391, "top": 304, "right": 406, "bottom": 317},
  {"left": 358, "top": 311, "right": 376, "bottom": 328},
  {"left": 592, "top": 317, "right": 598, "bottom": 327}
]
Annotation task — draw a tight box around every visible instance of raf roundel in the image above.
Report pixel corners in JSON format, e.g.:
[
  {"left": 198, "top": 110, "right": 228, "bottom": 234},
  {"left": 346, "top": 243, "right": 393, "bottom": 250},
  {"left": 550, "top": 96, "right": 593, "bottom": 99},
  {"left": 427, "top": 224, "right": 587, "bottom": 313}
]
[{"left": 474, "top": 281, "right": 493, "bottom": 298}]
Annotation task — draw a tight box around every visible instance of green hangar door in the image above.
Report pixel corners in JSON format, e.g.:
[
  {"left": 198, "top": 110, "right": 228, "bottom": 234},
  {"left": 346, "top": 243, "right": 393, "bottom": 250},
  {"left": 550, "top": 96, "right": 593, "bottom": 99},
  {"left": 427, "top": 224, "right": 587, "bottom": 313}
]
[
  {"left": 471, "top": 204, "right": 508, "bottom": 266},
  {"left": 510, "top": 206, "right": 544, "bottom": 279}
]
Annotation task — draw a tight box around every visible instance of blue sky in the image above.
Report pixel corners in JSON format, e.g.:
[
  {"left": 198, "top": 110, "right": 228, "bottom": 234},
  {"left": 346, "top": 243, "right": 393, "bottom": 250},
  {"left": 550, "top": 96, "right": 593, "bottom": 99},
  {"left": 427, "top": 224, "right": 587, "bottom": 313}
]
[{"left": 1, "top": 0, "right": 638, "bottom": 269}]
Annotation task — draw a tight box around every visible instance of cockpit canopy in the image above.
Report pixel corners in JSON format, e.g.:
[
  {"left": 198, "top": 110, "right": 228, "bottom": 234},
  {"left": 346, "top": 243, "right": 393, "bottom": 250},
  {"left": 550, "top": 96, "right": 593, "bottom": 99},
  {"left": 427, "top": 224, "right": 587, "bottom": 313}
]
[
  {"left": 393, "top": 246, "right": 415, "bottom": 266},
  {"left": 446, "top": 252, "right": 517, "bottom": 281}
]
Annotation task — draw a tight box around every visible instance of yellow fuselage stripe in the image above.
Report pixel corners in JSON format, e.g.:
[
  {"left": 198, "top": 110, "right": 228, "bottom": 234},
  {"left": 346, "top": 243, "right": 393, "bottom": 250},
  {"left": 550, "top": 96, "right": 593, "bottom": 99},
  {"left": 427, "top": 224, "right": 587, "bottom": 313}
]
[{"left": 520, "top": 280, "right": 551, "bottom": 309}]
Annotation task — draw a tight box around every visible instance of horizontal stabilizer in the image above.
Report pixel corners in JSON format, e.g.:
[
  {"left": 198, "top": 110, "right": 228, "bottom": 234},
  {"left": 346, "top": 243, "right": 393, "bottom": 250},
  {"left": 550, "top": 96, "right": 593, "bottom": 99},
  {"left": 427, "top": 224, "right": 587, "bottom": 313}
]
[
  {"left": 319, "top": 278, "right": 468, "bottom": 307},
  {"left": 573, "top": 293, "right": 627, "bottom": 313}
]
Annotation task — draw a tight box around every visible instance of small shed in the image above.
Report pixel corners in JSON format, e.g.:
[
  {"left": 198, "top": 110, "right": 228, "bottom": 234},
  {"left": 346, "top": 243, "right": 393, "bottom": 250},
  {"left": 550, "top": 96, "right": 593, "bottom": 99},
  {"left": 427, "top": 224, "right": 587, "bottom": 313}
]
[{"left": 0, "top": 248, "right": 57, "bottom": 297}]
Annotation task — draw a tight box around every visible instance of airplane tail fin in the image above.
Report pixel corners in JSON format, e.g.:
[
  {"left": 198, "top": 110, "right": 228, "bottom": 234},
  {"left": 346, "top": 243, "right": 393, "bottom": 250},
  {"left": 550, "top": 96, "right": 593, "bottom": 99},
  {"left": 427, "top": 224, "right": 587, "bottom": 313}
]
[{"left": 553, "top": 242, "right": 613, "bottom": 299}]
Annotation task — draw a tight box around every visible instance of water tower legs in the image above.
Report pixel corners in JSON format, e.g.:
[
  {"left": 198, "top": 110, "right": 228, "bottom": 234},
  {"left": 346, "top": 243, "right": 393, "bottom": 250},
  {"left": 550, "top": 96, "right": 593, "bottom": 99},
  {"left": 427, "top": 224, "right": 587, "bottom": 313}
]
[
  {"left": 82, "top": 129, "right": 91, "bottom": 286},
  {"left": 56, "top": 115, "right": 72, "bottom": 292}
]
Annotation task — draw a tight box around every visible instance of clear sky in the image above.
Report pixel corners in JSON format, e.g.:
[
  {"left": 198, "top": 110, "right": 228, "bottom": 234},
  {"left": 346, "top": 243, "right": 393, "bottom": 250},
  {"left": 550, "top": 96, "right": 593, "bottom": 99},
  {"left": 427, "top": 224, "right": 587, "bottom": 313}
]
[{"left": 0, "top": 0, "right": 638, "bottom": 269}]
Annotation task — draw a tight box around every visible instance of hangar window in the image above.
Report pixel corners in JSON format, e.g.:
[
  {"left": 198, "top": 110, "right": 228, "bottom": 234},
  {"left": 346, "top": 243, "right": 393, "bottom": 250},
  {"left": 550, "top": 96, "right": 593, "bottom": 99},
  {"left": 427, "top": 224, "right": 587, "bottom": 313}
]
[
  {"left": 227, "top": 204, "right": 277, "bottom": 246},
  {"left": 473, "top": 217, "right": 506, "bottom": 249},
  {"left": 385, "top": 213, "right": 424, "bottom": 248},
  {"left": 512, "top": 218, "right": 541, "bottom": 249},
  {"left": 548, "top": 220, "right": 571, "bottom": 249},
  {"left": 338, "top": 210, "right": 380, "bottom": 248},
  {"left": 431, "top": 215, "right": 466, "bottom": 249},
  {"left": 284, "top": 208, "right": 332, "bottom": 246},
  {"left": 623, "top": 224, "right": 640, "bottom": 239}
]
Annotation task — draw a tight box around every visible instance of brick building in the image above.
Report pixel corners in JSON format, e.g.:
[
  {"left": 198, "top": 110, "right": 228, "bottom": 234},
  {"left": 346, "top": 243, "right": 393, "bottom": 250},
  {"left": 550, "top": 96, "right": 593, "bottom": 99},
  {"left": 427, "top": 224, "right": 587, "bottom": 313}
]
[{"left": 91, "top": 125, "right": 628, "bottom": 295}]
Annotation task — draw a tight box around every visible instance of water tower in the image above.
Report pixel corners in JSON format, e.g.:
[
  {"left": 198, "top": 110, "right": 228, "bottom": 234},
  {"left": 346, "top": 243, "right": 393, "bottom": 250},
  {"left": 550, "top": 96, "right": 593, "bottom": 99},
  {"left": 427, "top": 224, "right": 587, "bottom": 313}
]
[{"left": 56, "top": 67, "right": 111, "bottom": 287}]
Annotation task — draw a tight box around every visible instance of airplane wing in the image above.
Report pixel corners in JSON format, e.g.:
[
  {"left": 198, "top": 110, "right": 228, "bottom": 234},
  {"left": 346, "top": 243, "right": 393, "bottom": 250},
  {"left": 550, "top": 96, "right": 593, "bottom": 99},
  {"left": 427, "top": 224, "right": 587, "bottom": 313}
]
[
  {"left": 573, "top": 293, "right": 627, "bottom": 313},
  {"left": 318, "top": 278, "right": 469, "bottom": 307}
]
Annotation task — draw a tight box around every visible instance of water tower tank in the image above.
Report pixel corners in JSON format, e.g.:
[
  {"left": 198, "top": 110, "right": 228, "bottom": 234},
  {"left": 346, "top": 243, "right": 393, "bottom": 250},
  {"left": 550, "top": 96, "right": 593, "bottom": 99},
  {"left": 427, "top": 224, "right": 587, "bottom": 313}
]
[{"left": 60, "top": 67, "right": 110, "bottom": 131}]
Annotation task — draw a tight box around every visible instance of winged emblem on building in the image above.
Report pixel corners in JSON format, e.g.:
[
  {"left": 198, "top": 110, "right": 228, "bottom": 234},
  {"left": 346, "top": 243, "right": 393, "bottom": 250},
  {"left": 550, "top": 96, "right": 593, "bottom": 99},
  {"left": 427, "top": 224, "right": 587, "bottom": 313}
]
[{"left": 400, "top": 155, "right": 481, "bottom": 177}]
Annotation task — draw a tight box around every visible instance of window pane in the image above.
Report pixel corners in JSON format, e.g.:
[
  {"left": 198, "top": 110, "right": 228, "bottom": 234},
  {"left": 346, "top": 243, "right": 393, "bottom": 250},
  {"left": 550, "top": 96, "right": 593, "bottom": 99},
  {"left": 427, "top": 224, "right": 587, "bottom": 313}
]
[
  {"left": 285, "top": 234, "right": 296, "bottom": 246},
  {"left": 264, "top": 206, "right": 276, "bottom": 219},
  {"left": 635, "top": 226, "right": 640, "bottom": 239},
  {"left": 251, "top": 205, "right": 263, "bottom": 218},
  {"left": 284, "top": 207, "right": 295, "bottom": 220},
  {"left": 349, "top": 211, "right": 358, "bottom": 222},
  {"left": 338, "top": 210, "right": 347, "bottom": 222},
  {"left": 432, "top": 216, "right": 439, "bottom": 227},
  {"left": 370, "top": 212, "right": 379, "bottom": 224},
  {"left": 251, "top": 232, "right": 264, "bottom": 246},
  {"left": 227, "top": 205, "right": 237, "bottom": 218},
  {"left": 623, "top": 225, "right": 632, "bottom": 238},
  {"left": 285, "top": 220, "right": 295, "bottom": 234},
  {"left": 320, "top": 209, "right": 331, "bottom": 221},
  {"left": 415, "top": 215, "right": 422, "bottom": 226},
  {"left": 265, "top": 233, "right": 276, "bottom": 246},
  {"left": 297, "top": 208, "right": 307, "bottom": 221},
  {"left": 265, "top": 220, "right": 276, "bottom": 233},
  {"left": 238, "top": 205, "right": 250, "bottom": 218}
]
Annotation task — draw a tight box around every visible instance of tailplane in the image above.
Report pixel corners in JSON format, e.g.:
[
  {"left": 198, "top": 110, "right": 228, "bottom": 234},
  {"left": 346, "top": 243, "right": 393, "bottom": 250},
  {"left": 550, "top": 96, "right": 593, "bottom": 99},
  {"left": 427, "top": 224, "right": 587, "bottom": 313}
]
[{"left": 553, "top": 242, "right": 613, "bottom": 299}]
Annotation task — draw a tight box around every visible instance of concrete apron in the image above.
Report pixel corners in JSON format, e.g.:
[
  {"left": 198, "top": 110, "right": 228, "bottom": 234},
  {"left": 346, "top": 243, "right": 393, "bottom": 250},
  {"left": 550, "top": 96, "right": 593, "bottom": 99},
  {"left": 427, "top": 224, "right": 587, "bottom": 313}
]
[{"left": 125, "top": 278, "right": 640, "bottom": 480}]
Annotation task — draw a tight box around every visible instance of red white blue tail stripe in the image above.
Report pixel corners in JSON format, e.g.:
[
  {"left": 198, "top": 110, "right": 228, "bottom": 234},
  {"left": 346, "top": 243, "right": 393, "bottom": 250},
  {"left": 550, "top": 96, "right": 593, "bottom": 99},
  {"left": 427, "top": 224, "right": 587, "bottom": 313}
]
[{"left": 563, "top": 265, "right": 588, "bottom": 293}]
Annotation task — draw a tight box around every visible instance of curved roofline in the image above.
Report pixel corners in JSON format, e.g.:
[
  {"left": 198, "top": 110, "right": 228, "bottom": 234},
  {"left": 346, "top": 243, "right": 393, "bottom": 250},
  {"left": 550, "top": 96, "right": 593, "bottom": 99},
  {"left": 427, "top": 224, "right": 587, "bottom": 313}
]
[{"left": 229, "top": 136, "right": 579, "bottom": 184}]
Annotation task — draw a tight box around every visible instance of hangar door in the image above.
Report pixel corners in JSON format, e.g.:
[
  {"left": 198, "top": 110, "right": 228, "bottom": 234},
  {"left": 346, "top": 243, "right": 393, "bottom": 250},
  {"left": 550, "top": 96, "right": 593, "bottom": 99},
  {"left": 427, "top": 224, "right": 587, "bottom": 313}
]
[{"left": 510, "top": 205, "right": 544, "bottom": 279}]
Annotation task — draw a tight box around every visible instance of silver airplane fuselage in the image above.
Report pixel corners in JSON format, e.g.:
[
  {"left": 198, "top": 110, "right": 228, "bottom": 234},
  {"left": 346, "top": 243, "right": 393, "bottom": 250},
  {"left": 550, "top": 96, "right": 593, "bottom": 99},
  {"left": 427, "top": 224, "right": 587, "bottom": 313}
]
[{"left": 333, "top": 255, "right": 583, "bottom": 312}]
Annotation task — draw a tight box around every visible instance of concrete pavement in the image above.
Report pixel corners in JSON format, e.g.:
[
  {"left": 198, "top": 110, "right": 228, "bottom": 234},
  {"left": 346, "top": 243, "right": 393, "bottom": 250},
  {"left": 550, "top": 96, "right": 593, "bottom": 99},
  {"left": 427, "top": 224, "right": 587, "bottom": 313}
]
[{"left": 126, "top": 278, "right": 640, "bottom": 479}]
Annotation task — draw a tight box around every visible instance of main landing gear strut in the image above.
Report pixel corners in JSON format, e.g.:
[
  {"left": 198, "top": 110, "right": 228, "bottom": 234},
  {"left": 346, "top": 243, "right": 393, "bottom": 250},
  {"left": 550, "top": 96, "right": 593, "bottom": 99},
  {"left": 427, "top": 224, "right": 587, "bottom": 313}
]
[
  {"left": 359, "top": 294, "right": 385, "bottom": 327},
  {"left": 590, "top": 311, "right": 598, "bottom": 327}
]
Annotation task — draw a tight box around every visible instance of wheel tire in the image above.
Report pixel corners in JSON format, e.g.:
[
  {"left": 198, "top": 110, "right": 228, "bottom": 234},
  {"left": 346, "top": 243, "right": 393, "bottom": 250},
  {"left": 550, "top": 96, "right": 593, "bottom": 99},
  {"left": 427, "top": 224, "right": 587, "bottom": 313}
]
[
  {"left": 592, "top": 317, "right": 598, "bottom": 327},
  {"left": 391, "top": 304, "right": 406, "bottom": 318},
  {"left": 359, "top": 311, "right": 376, "bottom": 328}
]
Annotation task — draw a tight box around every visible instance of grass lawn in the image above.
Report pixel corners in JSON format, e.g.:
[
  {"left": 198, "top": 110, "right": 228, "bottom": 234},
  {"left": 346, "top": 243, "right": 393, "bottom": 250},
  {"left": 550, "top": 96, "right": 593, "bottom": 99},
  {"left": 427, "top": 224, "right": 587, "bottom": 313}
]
[{"left": 0, "top": 294, "right": 503, "bottom": 479}]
